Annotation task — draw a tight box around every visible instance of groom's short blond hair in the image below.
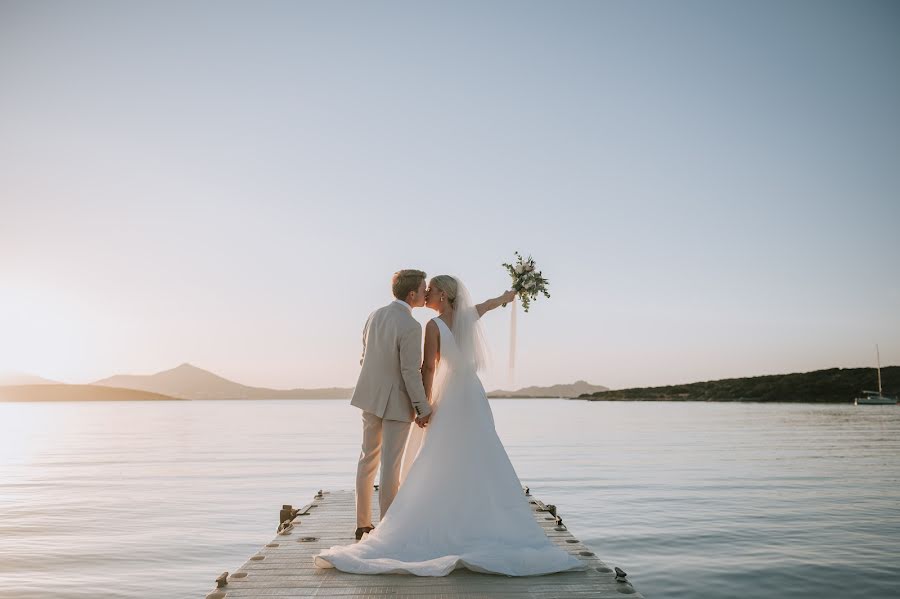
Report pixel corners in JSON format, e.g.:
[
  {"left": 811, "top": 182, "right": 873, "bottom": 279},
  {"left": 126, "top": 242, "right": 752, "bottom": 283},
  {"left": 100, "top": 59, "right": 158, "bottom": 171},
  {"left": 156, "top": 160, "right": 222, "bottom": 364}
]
[{"left": 392, "top": 269, "right": 426, "bottom": 301}]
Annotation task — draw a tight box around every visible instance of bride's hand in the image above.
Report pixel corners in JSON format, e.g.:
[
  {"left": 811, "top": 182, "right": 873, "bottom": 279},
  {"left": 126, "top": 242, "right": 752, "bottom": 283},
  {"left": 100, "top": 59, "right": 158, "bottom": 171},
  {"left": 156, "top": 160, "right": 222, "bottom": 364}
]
[{"left": 480, "top": 289, "right": 519, "bottom": 316}]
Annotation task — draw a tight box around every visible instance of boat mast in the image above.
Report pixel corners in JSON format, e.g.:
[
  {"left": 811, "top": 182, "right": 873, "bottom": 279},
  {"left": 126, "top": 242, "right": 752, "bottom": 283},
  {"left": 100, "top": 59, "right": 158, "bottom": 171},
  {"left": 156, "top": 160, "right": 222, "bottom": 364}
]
[{"left": 876, "top": 344, "right": 883, "bottom": 395}]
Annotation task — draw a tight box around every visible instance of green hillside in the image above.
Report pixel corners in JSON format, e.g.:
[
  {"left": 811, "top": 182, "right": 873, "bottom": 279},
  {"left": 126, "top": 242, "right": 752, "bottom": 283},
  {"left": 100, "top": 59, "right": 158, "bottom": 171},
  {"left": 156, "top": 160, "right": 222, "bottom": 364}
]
[{"left": 580, "top": 366, "right": 899, "bottom": 403}]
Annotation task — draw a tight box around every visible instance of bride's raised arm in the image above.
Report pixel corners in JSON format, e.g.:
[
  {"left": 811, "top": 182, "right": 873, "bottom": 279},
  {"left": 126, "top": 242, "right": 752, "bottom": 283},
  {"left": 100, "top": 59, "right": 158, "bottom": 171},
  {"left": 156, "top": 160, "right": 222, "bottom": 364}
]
[{"left": 476, "top": 289, "right": 517, "bottom": 318}]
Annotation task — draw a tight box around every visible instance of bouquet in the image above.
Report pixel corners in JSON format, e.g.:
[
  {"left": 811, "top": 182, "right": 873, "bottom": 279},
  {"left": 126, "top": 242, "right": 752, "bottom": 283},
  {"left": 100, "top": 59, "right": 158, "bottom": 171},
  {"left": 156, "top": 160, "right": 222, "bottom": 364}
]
[{"left": 502, "top": 251, "right": 550, "bottom": 312}]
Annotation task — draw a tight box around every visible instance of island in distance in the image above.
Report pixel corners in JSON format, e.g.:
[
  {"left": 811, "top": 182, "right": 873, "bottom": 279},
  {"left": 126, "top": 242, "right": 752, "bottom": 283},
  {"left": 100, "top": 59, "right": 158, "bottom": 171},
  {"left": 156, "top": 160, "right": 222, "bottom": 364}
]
[
  {"left": 0, "top": 364, "right": 352, "bottom": 401},
  {"left": 579, "top": 366, "right": 899, "bottom": 403},
  {"left": 100, "top": 366, "right": 605, "bottom": 401},
  {"left": 487, "top": 380, "right": 609, "bottom": 398},
  {"left": 0, "top": 364, "right": 607, "bottom": 402},
  {"left": 0, "top": 384, "right": 181, "bottom": 402},
  {"left": 3, "top": 365, "right": 896, "bottom": 403},
  {"left": 93, "top": 363, "right": 354, "bottom": 400},
  {"left": 0, "top": 373, "right": 179, "bottom": 402}
]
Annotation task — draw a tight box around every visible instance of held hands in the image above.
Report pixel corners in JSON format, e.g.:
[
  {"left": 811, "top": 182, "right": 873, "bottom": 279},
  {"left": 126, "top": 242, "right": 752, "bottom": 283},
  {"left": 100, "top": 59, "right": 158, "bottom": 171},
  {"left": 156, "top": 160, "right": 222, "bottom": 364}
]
[{"left": 415, "top": 413, "right": 431, "bottom": 428}]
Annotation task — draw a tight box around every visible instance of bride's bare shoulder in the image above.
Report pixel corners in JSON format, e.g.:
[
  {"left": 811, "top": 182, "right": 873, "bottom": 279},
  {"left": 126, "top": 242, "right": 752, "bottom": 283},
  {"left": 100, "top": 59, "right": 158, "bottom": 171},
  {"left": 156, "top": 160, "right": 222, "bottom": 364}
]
[
  {"left": 425, "top": 318, "right": 441, "bottom": 336},
  {"left": 424, "top": 319, "right": 441, "bottom": 358}
]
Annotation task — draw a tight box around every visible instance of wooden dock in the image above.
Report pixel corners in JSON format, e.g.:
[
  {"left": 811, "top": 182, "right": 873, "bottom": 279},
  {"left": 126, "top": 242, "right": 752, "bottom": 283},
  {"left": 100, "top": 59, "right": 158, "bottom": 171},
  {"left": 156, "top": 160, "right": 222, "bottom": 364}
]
[{"left": 205, "top": 488, "right": 642, "bottom": 598}]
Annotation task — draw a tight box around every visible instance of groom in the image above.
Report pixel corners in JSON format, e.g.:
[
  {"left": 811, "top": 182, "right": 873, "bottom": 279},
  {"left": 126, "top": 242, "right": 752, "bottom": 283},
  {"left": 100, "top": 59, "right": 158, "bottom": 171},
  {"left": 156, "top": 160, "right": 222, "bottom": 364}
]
[{"left": 350, "top": 269, "right": 433, "bottom": 540}]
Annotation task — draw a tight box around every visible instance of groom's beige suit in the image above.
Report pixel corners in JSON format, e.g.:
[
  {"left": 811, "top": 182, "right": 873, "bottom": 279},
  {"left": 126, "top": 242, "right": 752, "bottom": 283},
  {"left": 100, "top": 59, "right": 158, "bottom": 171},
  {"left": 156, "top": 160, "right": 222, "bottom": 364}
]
[{"left": 351, "top": 299, "right": 432, "bottom": 527}]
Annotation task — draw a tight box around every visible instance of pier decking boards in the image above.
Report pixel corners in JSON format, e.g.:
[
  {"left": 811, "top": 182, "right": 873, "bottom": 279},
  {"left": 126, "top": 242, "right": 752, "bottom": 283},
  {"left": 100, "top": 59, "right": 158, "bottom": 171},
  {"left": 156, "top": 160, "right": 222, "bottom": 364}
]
[{"left": 206, "top": 489, "right": 642, "bottom": 598}]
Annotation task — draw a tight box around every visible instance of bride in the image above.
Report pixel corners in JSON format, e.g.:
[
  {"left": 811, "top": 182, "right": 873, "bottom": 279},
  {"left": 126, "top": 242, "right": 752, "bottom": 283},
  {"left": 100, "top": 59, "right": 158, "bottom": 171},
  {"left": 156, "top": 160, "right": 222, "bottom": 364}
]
[{"left": 314, "top": 275, "right": 585, "bottom": 576}]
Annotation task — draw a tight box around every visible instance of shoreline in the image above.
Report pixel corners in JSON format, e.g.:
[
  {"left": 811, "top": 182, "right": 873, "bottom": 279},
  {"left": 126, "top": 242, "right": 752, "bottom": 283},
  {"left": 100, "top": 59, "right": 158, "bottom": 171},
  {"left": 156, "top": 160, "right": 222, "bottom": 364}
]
[
  {"left": 571, "top": 397, "right": 870, "bottom": 404},
  {"left": 1, "top": 396, "right": 887, "bottom": 404}
]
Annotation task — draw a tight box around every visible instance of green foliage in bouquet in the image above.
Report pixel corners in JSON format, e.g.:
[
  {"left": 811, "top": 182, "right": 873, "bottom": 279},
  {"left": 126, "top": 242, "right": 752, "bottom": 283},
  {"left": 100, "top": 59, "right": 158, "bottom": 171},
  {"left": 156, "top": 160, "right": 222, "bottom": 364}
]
[{"left": 502, "top": 251, "right": 550, "bottom": 312}]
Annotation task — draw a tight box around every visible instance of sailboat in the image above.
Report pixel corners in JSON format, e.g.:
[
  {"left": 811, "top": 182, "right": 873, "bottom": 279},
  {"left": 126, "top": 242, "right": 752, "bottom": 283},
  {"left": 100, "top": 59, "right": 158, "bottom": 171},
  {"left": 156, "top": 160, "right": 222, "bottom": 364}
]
[{"left": 855, "top": 345, "right": 896, "bottom": 405}]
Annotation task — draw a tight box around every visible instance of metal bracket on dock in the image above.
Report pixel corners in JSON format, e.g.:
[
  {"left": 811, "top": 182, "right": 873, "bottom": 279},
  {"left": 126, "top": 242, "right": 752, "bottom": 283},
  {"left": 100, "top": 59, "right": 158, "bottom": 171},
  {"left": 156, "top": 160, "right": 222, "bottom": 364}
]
[
  {"left": 279, "top": 504, "right": 300, "bottom": 532},
  {"left": 277, "top": 497, "right": 324, "bottom": 532},
  {"left": 277, "top": 520, "right": 295, "bottom": 534},
  {"left": 278, "top": 503, "right": 313, "bottom": 533},
  {"left": 531, "top": 499, "right": 559, "bottom": 518},
  {"left": 215, "top": 571, "right": 228, "bottom": 588},
  {"left": 532, "top": 497, "right": 566, "bottom": 527}
]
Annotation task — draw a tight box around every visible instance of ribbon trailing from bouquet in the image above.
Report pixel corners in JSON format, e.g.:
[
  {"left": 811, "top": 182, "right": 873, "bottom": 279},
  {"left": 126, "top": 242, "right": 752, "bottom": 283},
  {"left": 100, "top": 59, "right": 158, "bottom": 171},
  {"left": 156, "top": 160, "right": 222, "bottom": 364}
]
[
  {"left": 501, "top": 252, "right": 551, "bottom": 389},
  {"left": 508, "top": 296, "right": 517, "bottom": 388}
]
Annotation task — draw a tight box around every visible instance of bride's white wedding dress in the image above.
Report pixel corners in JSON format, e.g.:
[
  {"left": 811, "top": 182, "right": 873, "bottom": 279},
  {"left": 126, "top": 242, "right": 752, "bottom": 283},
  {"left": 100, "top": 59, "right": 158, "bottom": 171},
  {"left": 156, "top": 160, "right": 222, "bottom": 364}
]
[{"left": 315, "top": 300, "right": 585, "bottom": 576}]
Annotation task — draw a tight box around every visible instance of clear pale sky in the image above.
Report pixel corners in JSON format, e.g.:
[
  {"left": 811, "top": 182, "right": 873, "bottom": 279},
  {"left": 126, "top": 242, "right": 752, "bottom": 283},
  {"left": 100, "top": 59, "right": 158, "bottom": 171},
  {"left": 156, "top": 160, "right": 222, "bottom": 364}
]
[{"left": 1, "top": 0, "right": 898, "bottom": 391}]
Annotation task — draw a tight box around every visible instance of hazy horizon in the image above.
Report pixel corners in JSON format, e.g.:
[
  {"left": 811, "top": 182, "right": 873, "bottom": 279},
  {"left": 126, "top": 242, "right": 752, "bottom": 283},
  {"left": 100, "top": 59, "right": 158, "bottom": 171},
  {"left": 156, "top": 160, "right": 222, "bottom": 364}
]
[
  {"left": 2, "top": 357, "right": 898, "bottom": 393},
  {"left": 2, "top": 1, "right": 899, "bottom": 391}
]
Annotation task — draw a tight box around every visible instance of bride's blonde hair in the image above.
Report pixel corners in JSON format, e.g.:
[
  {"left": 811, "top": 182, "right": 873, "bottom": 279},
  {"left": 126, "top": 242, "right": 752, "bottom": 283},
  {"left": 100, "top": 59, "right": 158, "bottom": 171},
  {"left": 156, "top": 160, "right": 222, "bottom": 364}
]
[{"left": 429, "top": 275, "right": 458, "bottom": 307}]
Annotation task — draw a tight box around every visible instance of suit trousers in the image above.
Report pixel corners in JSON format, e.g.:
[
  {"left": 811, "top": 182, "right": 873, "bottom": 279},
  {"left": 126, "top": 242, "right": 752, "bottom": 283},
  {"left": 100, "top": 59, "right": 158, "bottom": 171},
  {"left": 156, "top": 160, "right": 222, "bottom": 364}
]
[{"left": 356, "top": 410, "right": 412, "bottom": 528}]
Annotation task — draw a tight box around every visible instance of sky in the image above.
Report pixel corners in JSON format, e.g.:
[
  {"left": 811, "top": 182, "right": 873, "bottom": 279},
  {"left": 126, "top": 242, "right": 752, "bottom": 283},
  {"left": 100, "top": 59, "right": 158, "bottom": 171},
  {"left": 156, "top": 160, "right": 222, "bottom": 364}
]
[{"left": 1, "top": 0, "right": 898, "bottom": 392}]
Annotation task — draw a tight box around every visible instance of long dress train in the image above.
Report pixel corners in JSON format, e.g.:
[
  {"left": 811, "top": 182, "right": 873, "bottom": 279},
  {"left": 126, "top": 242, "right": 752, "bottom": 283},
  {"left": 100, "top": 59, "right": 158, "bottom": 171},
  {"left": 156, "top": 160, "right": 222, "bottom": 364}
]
[{"left": 314, "top": 317, "right": 585, "bottom": 576}]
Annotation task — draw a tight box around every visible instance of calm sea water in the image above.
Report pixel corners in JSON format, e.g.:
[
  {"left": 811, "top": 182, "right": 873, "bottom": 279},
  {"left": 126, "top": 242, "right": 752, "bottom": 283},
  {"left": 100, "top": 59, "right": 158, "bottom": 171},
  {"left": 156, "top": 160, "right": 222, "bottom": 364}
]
[{"left": 1, "top": 399, "right": 898, "bottom": 598}]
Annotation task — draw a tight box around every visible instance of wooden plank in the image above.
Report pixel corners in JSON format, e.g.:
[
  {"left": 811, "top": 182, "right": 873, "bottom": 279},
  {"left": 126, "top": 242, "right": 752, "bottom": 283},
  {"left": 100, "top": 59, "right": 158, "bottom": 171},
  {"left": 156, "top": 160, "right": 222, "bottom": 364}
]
[{"left": 205, "top": 489, "right": 642, "bottom": 598}]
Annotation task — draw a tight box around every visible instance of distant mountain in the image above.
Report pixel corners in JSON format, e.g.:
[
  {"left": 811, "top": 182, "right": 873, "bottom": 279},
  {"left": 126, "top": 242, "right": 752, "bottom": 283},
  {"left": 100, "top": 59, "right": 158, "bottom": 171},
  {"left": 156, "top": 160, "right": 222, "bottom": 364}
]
[
  {"left": 0, "top": 372, "right": 60, "bottom": 386},
  {"left": 93, "top": 363, "right": 353, "bottom": 400},
  {"left": 488, "top": 380, "right": 609, "bottom": 398},
  {"left": 578, "top": 366, "right": 900, "bottom": 403},
  {"left": 0, "top": 384, "right": 180, "bottom": 402}
]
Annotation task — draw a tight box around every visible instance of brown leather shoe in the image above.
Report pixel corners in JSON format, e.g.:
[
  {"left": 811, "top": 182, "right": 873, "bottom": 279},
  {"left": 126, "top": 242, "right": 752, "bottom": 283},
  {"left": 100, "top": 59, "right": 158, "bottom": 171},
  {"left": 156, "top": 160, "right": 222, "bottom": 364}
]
[{"left": 354, "top": 526, "right": 374, "bottom": 540}]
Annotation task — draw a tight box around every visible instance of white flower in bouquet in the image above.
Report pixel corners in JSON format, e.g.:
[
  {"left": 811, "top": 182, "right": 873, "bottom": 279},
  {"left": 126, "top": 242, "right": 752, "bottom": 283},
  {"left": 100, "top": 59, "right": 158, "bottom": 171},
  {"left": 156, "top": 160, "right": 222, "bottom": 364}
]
[{"left": 501, "top": 251, "right": 551, "bottom": 313}]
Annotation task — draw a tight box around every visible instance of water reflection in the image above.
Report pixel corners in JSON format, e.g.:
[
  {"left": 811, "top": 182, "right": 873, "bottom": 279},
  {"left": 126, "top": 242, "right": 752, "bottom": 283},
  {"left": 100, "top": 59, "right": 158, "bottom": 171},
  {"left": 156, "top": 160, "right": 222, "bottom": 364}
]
[{"left": 1, "top": 400, "right": 898, "bottom": 598}]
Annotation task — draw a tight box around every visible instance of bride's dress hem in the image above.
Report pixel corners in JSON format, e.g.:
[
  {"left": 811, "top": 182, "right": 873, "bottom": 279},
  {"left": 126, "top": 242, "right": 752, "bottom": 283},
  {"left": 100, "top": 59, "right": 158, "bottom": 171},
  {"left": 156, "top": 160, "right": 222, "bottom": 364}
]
[{"left": 312, "top": 551, "right": 586, "bottom": 577}]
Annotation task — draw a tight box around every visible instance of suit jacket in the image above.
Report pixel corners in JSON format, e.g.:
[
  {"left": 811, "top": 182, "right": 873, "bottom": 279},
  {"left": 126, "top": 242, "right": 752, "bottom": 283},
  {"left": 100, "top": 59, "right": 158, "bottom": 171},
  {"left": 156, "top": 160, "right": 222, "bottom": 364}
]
[{"left": 350, "top": 301, "right": 432, "bottom": 422}]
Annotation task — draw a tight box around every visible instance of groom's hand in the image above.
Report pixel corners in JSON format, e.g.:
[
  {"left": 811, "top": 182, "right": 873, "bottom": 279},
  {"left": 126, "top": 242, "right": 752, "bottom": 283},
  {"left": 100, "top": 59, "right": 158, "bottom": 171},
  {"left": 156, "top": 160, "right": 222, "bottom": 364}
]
[{"left": 415, "top": 413, "right": 431, "bottom": 428}]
